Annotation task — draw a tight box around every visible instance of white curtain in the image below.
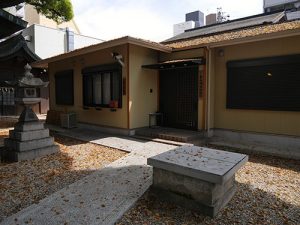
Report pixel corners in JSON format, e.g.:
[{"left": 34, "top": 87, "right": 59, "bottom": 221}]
[
  {"left": 103, "top": 73, "right": 111, "bottom": 104},
  {"left": 93, "top": 74, "right": 102, "bottom": 105}
]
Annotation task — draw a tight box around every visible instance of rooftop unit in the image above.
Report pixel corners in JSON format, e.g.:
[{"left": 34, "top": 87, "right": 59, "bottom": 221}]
[{"left": 173, "top": 10, "right": 204, "bottom": 36}]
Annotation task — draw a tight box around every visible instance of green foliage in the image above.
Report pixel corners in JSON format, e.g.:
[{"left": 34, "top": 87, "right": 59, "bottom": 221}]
[
  {"left": 0, "top": 0, "right": 74, "bottom": 23},
  {"left": 26, "top": 0, "right": 74, "bottom": 23}
]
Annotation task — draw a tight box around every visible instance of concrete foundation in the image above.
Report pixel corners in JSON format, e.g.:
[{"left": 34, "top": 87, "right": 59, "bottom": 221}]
[
  {"left": 210, "top": 129, "right": 300, "bottom": 159},
  {"left": 147, "top": 146, "right": 248, "bottom": 217}
]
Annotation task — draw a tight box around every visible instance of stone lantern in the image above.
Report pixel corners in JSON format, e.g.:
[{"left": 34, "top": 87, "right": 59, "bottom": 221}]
[{"left": 2, "top": 64, "right": 58, "bottom": 162}]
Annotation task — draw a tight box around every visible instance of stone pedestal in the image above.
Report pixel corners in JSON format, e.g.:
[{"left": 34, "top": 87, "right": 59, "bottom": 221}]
[
  {"left": 147, "top": 146, "right": 248, "bottom": 217},
  {"left": 2, "top": 107, "right": 59, "bottom": 162}
]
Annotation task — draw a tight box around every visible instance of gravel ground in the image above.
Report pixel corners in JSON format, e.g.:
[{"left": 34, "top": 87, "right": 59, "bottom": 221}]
[
  {"left": 118, "top": 149, "right": 300, "bottom": 225},
  {"left": 0, "top": 130, "right": 127, "bottom": 222}
]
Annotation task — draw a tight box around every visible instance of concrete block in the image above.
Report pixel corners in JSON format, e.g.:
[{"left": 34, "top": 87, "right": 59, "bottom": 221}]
[
  {"left": 153, "top": 168, "right": 235, "bottom": 206},
  {"left": 4, "top": 137, "right": 55, "bottom": 152},
  {"left": 4, "top": 145, "right": 59, "bottom": 162},
  {"left": 9, "top": 129, "right": 50, "bottom": 141},
  {"left": 148, "top": 146, "right": 247, "bottom": 217},
  {"left": 148, "top": 146, "right": 248, "bottom": 184},
  {"left": 14, "top": 121, "right": 45, "bottom": 132},
  {"left": 150, "top": 183, "right": 236, "bottom": 217}
]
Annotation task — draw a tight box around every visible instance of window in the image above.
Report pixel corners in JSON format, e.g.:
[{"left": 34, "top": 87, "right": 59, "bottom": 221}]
[
  {"left": 55, "top": 70, "right": 74, "bottom": 105},
  {"left": 227, "top": 54, "right": 300, "bottom": 111},
  {"left": 82, "top": 64, "right": 122, "bottom": 108}
]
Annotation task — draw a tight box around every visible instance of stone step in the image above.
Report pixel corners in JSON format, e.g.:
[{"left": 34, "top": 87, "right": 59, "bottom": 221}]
[
  {"left": 9, "top": 129, "right": 50, "bottom": 141},
  {"left": 14, "top": 121, "right": 45, "bottom": 132},
  {"left": 135, "top": 128, "right": 204, "bottom": 144},
  {"left": 133, "top": 135, "right": 193, "bottom": 146},
  {"left": 3, "top": 145, "right": 59, "bottom": 162},
  {"left": 4, "top": 137, "right": 55, "bottom": 152}
]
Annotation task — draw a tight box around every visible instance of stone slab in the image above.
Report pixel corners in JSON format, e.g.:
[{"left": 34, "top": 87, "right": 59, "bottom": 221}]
[
  {"left": 4, "top": 137, "right": 55, "bottom": 152},
  {"left": 148, "top": 146, "right": 248, "bottom": 184},
  {"left": 9, "top": 129, "right": 50, "bottom": 141},
  {"left": 14, "top": 121, "right": 45, "bottom": 132},
  {"left": 3, "top": 145, "right": 59, "bottom": 162}
]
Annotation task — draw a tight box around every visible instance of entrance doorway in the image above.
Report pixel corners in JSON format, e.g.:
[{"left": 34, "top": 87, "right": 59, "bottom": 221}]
[{"left": 159, "top": 67, "right": 198, "bottom": 130}]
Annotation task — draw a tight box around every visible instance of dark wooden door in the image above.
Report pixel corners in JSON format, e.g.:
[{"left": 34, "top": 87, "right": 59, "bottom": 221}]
[{"left": 159, "top": 67, "right": 198, "bottom": 130}]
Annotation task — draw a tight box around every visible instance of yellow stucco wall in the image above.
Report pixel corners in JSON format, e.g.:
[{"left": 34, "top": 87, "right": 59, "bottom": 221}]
[
  {"left": 49, "top": 45, "right": 128, "bottom": 129},
  {"left": 213, "top": 35, "right": 300, "bottom": 136},
  {"left": 129, "top": 45, "right": 159, "bottom": 129}
]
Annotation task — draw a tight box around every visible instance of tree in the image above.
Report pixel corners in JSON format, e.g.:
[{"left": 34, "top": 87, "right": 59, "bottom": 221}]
[{"left": 0, "top": 0, "right": 74, "bottom": 23}]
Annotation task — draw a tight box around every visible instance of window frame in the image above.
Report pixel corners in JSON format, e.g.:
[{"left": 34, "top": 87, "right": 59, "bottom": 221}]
[
  {"left": 55, "top": 70, "right": 74, "bottom": 106},
  {"left": 82, "top": 63, "right": 122, "bottom": 108}
]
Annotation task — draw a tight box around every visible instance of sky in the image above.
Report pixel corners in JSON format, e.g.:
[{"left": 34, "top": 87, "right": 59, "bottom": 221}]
[{"left": 72, "top": 0, "right": 264, "bottom": 42}]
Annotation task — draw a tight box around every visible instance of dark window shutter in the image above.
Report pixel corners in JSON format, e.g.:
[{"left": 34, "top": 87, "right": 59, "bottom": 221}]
[
  {"left": 55, "top": 70, "right": 74, "bottom": 105},
  {"left": 227, "top": 54, "right": 300, "bottom": 111}
]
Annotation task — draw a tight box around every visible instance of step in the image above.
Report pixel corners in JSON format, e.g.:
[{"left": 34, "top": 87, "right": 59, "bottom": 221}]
[
  {"left": 4, "top": 137, "right": 55, "bottom": 152},
  {"left": 3, "top": 145, "right": 59, "bottom": 162},
  {"left": 135, "top": 128, "right": 204, "bottom": 143},
  {"left": 9, "top": 129, "right": 50, "bottom": 141},
  {"left": 14, "top": 121, "right": 45, "bottom": 132},
  {"left": 133, "top": 135, "right": 193, "bottom": 146}
]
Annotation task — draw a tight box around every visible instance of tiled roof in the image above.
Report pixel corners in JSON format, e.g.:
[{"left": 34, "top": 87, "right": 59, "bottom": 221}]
[
  {"left": 0, "top": 33, "right": 40, "bottom": 61},
  {"left": 165, "top": 20, "right": 300, "bottom": 49},
  {"left": 163, "top": 11, "right": 285, "bottom": 43},
  {"left": 0, "top": 8, "right": 27, "bottom": 38}
]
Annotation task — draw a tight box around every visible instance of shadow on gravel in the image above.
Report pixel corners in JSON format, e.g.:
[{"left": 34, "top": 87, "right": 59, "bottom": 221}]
[
  {"left": 0, "top": 133, "right": 127, "bottom": 223},
  {"left": 118, "top": 181, "right": 300, "bottom": 225},
  {"left": 206, "top": 144, "right": 300, "bottom": 173}
]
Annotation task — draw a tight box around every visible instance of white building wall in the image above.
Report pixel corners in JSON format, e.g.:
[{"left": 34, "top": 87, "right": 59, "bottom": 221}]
[
  {"left": 74, "top": 34, "right": 102, "bottom": 49},
  {"left": 34, "top": 25, "right": 65, "bottom": 59},
  {"left": 173, "top": 21, "right": 195, "bottom": 36},
  {"left": 23, "top": 24, "right": 102, "bottom": 59}
]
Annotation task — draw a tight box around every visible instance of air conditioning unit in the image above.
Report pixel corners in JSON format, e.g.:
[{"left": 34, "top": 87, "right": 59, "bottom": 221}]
[{"left": 60, "top": 112, "right": 77, "bottom": 128}]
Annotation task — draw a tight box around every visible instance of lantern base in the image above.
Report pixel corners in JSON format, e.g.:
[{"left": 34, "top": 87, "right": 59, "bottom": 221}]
[{"left": 1, "top": 107, "right": 59, "bottom": 162}]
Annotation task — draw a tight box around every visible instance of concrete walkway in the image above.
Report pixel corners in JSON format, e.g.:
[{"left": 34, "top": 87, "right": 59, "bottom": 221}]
[{"left": 1, "top": 126, "right": 177, "bottom": 225}]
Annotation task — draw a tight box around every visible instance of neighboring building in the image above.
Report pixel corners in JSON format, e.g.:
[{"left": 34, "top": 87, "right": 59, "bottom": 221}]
[
  {"left": 264, "top": 0, "right": 300, "bottom": 12},
  {"left": 32, "top": 11, "right": 300, "bottom": 159},
  {"left": 173, "top": 10, "right": 204, "bottom": 36},
  {"left": 264, "top": 0, "right": 300, "bottom": 20},
  {"left": 22, "top": 24, "right": 103, "bottom": 59},
  {"left": 186, "top": 11, "right": 204, "bottom": 27},
  {"left": 206, "top": 14, "right": 217, "bottom": 26},
  {"left": 173, "top": 21, "right": 195, "bottom": 37},
  {"left": 5, "top": 3, "right": 103, "bottom": 59},
  {"left": 4, "top": 3, "right": 80, "bottom": 34}
]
